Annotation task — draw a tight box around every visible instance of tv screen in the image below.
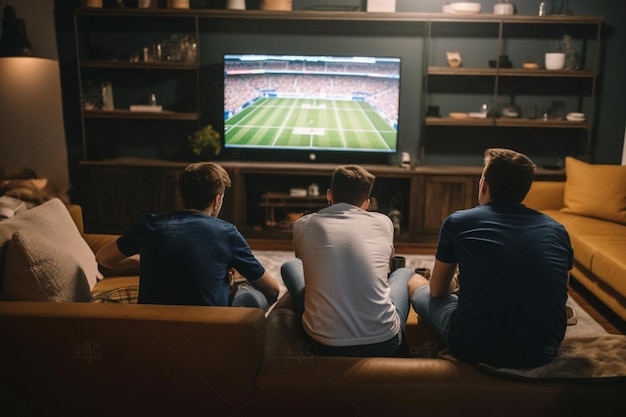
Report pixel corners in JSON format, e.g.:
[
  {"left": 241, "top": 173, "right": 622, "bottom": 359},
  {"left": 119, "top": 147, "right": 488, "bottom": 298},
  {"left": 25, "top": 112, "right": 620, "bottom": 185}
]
[{"left": 223, "top": 53, "right": 401, "bottom": 162}]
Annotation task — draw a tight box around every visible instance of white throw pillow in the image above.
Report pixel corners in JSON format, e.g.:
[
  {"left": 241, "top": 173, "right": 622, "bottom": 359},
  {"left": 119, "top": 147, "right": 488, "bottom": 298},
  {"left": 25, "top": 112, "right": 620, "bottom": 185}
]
[{"left": 0, "top": 198, "right": 102, "bottom": 301}]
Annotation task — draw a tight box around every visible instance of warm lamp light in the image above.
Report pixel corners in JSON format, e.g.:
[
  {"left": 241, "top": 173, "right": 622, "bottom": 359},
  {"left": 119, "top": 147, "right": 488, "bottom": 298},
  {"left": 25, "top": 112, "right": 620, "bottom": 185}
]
[
  {"left": 0, "top": 57, "right": 70, "bottom": 192},
  {"left": 0, "top": 5, "right": 69, "bottom": 192},
  {"left": 0, "top": 5, "right": 33, "bottom": 57}
]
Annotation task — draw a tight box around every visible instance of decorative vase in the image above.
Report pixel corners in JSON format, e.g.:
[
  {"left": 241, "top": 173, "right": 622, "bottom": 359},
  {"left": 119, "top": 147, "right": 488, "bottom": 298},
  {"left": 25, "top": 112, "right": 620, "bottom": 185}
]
[
  {"left": 167, "top": 0, "right": 189, "bottom": 9},
  {"left": 227, "top": 0, "right": 246, "bottom": 10},
  {"left": 261, "top": 0, "right": 292, "bottom": 11}
]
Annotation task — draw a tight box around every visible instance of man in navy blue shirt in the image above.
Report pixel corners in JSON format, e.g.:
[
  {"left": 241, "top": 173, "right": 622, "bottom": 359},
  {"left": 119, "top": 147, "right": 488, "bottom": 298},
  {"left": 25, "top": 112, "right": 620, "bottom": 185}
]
[
  {"left": 96, "top": 162, "right": 280, "bottom": 310},
  {"left": 409, "top": 148, "right": 573, "bottom": 368}
]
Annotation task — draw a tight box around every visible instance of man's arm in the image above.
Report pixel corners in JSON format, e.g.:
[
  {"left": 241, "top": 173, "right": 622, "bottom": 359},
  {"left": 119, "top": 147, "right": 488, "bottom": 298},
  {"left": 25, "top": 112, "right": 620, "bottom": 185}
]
[
  {"left": 249, "top": 270, "right": 280, "bottom": 305},
  {"left": 429, "top": 259, "right": 458, "bottom": 298},
  {"left": 95, "top": 239, "right": 140, "bottom": 271}
]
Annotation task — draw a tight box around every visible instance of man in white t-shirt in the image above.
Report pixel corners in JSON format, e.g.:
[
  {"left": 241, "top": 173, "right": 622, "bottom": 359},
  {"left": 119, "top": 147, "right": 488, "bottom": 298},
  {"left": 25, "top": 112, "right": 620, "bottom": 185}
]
[{"left": 281, "top": 165, "right": 412, "bottom": 357}]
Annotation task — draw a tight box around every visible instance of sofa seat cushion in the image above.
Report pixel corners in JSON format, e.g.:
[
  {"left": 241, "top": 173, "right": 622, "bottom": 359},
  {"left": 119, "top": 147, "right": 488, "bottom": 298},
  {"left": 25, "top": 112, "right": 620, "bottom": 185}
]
[
  {"left": 541, "top": 209, "right": 626, "bottom": 297},
  {"left": 91, "top": 276, "right": 139, "bottom": 294},
  {"left": 91, "top": 276, "right": 139, "bottom": 304},
  {"left": 90, "top": 276, "right": 139, "bottom": 303},
  {"left": 541, "top": 210, "right": 624, "bottom": 266},
  {"left": 591, "top": 239, "right": 626, "bottom": 297},
  {"left": 0, "top": 199, "right": 103, "bottom": 301},
  {"left": 542, "top": 210, "right": 625, "bottom": 237}
]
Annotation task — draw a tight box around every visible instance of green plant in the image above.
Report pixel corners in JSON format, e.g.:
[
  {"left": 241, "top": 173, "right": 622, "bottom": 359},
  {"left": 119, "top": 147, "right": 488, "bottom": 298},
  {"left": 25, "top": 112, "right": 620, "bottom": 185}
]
[{"left": 188, "top": 124, "right": 222, "bottom": 157}]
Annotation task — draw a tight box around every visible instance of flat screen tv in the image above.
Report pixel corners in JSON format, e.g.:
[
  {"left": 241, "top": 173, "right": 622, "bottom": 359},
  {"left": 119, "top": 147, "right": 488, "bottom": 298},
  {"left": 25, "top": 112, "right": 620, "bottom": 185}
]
[{"left": 223, "top": 53, "right": 401, "bottom": 163}]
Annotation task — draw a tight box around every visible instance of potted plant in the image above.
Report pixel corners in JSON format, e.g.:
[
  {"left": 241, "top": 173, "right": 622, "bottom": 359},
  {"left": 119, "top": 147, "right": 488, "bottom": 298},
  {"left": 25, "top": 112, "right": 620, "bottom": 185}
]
[{"left": 188, "top": 124, "right": 222, "bottom": 159}]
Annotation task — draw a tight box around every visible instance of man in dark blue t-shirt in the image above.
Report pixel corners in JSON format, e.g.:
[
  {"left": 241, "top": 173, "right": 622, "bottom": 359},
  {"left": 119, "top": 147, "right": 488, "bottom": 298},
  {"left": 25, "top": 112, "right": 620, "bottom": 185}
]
[
  {"left": 96, "top": 162, "right": 279, "bottom": 310},
  {"left": 409, "top": 148, "right": 573, "bottom": 368}
]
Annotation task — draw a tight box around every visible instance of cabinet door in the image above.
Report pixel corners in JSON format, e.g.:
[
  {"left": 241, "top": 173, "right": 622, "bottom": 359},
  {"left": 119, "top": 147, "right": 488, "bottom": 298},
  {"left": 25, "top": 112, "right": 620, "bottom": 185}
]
[{"left": 420, "top": 175, "right": 478, "bottom": 236}]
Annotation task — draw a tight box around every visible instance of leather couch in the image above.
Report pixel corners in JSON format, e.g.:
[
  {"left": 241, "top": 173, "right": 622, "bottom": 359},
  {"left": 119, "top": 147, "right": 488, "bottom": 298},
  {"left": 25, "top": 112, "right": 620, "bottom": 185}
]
[
  {"left": 1, "top": 293, "right": 624, "bottom": 417},
  {"left": 1, "top": 200, "right": 624, "bottom": 416},
  {"left": 523, "top": 180, "right": 626, "bottom": 322}
]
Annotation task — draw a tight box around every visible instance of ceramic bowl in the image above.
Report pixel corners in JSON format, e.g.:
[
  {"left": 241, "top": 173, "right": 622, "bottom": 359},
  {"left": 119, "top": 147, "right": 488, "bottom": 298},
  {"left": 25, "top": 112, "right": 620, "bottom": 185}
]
[{"left": 449, "top": 2, "right": 481, "bottom": 14}]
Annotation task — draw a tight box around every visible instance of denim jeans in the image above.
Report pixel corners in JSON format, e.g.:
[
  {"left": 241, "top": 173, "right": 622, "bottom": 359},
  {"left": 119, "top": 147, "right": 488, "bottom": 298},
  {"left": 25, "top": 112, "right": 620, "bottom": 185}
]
[
  {"left": 231, "top": 282, "right": 270, "bottom": 312},
  {"left": 410, "top": 285, "right": 458, "bottom": 342}
]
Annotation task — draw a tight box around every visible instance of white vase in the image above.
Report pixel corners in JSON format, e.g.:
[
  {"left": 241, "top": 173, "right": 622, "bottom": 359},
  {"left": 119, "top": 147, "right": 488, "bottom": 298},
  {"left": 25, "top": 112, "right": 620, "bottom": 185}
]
[
  {"left": 545, "top": 53, "right": 565, "bottom": 70},
  {"left": 227, "top": 0, "right": 246, "bottom": 10}
]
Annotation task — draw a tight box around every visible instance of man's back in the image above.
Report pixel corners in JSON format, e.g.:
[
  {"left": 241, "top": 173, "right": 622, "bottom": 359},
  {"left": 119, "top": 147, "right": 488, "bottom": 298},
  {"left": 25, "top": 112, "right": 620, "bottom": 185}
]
[
  {"left": 118, "top": 211, "right": 264, "bottom": 306},
  {"left": 293, "top": 203, "right": 400, "bottom": 346},
  {"left": 439, "top": 202, "right": 572, "bottom": 367}
]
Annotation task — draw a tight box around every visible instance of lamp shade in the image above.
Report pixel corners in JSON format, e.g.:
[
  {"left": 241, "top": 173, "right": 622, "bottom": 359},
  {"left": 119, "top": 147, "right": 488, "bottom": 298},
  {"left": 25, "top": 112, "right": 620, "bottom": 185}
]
[{"left": 0, "top": 6, "right": 33, "bottom": 57}]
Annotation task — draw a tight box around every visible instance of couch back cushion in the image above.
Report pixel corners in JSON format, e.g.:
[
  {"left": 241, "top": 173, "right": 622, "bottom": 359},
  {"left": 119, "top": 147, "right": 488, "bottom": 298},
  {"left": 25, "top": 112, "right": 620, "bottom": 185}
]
[
  {"left": 0, "top": 302, "right": 266, "bottom": 415},
  {"left": 0, "top": 198, "right": 102, "bottom": 301},
  {"left": 562, "top": 157, "right": 626, "bottom": 225}
]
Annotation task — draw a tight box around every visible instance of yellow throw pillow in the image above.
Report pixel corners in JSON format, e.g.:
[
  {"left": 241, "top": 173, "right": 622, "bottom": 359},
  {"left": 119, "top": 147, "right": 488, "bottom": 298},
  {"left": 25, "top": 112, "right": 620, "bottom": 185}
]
[{"left": 562, "top": 157, "right": 626, "bottom": 225}]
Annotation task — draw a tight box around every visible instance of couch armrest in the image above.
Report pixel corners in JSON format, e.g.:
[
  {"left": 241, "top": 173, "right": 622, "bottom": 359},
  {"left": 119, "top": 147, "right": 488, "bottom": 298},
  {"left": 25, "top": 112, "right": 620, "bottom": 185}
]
[
  {"left": 66, "top": 204, "right": 85, "bottom": 234},
  {"left": 523, "top": 181, "right": 565, "bottom": 211},
  {"left": 83, "top": 233, "right": 140, "bottom": 277}
]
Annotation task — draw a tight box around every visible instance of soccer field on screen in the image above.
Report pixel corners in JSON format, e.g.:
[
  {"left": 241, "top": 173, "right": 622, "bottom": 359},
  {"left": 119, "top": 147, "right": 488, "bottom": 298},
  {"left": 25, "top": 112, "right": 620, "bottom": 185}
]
[{"left": 224, "top": 97, "right": 397, "bottom": 152}]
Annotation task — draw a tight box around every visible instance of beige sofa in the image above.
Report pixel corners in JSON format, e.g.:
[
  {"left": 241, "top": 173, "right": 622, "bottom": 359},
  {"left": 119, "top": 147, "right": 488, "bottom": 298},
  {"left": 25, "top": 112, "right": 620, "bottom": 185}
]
[{"left": 522, "top": 157, "right": 626, "bottom": 322}]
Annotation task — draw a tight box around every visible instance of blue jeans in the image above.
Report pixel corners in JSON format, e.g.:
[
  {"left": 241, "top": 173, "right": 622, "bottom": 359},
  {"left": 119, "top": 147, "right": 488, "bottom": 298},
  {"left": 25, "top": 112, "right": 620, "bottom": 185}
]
[
  {"left": 410, "top": 285, "right": 458, "bottom": 342},
  {"left": 280, "top": 258, "right": 412, "bottom": 356},
  {"left": 232, "top": 282, "right": 270, "bottom": 312}
]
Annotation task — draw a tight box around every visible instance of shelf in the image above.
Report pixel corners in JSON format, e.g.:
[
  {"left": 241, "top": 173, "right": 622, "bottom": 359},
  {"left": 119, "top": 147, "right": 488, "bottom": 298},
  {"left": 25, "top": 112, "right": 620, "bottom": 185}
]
[
  {"left": 74, "top": 8, "right": 602, "bottom": 25},
  {"left": 495, "top": 118, "right": 590, "bottom": 128},
  {"left": 428, "top": 67, "right": 595, "bottom": 78},
  {"left": 80, "top": 60, "right": 197, "bottom": 69},
  {"left": 425, "top": 116, "right": 494, "bottom": 126},
  {"left": 83, "top": 109, "right": 198, "bottom": 120},
  {"left": 425, "top": 117, "right": 590, "bottom": 128},
  {"left": 498, "top": 68, "right": 595, "bottom": 78},
  {"left": 429, "top": 67, "right": 497, "bottom": 76}
]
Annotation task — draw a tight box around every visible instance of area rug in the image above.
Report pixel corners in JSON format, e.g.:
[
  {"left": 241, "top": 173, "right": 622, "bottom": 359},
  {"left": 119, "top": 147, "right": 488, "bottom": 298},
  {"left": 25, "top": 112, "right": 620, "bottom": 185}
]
[{"left": 468, "top": 334, "right": 626, "bottom": 381}]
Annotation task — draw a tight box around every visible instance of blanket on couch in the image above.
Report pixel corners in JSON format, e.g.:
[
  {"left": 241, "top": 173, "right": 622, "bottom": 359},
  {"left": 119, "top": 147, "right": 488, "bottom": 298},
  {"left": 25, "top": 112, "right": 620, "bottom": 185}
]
[{"left": 468, "top": 334, "right": 626, "bottom": 382}]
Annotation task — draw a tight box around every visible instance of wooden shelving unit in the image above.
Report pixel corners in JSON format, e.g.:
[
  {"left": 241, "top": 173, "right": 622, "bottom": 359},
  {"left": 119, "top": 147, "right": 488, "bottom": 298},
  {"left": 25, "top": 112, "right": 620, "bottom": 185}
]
[{"left": 70, "top": 8, "right": 595, "bottom": 243}]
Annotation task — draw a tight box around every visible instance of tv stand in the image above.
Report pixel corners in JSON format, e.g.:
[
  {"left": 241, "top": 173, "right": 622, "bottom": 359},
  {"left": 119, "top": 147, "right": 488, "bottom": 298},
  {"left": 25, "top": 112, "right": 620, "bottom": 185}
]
[{"left": 79, "top": 159, "right": 564, "bottom": 249}]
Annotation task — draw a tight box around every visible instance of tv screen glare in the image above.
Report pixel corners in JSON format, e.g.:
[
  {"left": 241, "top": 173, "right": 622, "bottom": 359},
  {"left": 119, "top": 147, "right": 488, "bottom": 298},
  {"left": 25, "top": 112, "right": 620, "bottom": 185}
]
[{"left": 223, "top": 54, "right": 401, "bottom": 161}]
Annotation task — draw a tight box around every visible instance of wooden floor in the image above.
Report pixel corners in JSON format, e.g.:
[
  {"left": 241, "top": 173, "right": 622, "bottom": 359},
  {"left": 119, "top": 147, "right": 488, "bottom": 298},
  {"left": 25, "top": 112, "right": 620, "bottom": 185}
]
[{"left": 250, "top": 239, "right": 626, "bottom": 336}]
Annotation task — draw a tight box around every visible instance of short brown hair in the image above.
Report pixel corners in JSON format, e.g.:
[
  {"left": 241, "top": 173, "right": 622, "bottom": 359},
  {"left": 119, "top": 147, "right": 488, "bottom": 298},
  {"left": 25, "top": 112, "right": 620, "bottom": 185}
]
[
  {"left": 178, "top": 162, "right": 231, "bottom": 210},
  {"left": 330, "top": 165, "right": 375, "bottom": 206},
  {"left": 483, "top": 148, "right": 536, "bottom": 202}
]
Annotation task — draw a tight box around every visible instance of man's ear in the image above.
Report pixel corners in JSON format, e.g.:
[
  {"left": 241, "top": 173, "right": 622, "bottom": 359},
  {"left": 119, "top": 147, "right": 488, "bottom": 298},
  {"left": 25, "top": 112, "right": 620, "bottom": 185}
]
[
  {"left": 326, "top": 189, "right": 333, "bottom": 205},
  {"left": 478, "top": 177, "right": 491, "bottom": 204},
  {"left": 360, "top": 198, "right": 371, "bottom": 211}
]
